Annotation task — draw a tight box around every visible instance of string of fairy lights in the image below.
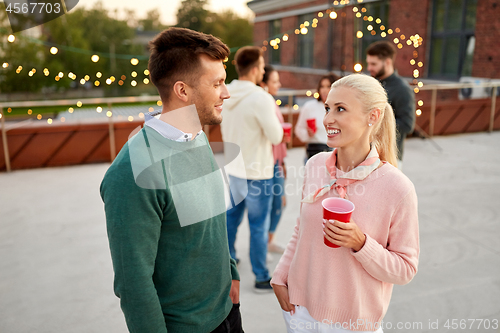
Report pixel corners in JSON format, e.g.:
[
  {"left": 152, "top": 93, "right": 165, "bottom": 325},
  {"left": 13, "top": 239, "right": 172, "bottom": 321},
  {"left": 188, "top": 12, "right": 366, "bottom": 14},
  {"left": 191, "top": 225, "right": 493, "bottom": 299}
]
[
  {"left": 258, "top": 0, "right": 426, "bottom": 118},
  {"left": 0, "top": 0, "right": 426, "bottom": 124}
]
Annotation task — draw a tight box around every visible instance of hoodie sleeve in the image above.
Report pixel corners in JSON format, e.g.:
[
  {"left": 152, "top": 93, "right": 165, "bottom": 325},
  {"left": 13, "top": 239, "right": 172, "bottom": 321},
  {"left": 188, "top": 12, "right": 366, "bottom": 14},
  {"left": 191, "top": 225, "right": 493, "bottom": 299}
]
[
  {"left": 254, "top": 92, "right": 284, "bottom": 145},
  {"left": 295, "top": 102, "right": 311, "bottom": 143}
]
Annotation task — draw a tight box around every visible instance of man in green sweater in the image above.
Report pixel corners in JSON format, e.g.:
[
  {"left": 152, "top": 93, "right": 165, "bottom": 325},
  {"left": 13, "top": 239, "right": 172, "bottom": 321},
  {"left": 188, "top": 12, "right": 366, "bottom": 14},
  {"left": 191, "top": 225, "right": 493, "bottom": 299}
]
[{"left": 100, "top": 27, "right": 243, "bottom": 333}]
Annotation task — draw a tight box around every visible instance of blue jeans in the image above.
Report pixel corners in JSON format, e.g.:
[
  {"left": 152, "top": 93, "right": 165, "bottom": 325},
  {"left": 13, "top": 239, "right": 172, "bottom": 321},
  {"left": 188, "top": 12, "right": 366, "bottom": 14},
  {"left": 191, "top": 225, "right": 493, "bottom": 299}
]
[
  {"left": 227, "top": 176, "right": 273, "bottom": 282},
  {"left": 270, "top": 162, "right": 285, "bottom": 234}
]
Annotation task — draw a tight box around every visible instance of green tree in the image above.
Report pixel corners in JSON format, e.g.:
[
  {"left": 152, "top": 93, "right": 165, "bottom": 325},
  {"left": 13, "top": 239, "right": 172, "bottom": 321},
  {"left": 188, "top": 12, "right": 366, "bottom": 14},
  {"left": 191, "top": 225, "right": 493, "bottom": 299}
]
[
  {"left": 175, "top": 0, "right": 210, "bottom": 32},
  {"left": 206, "top": 10, "right": 254, "bottom": 83},
  {"left": 139, "top": 9, "right": 166, "bottom": 31},
  {"left": 174, "top": 2, "right": 253, "bottom": 83},
  {"left": 0, "top": 2, "right": 48, "bottom": 93},
  {"left": 0, "top": 1, "right": 149, "bottom": 95}
]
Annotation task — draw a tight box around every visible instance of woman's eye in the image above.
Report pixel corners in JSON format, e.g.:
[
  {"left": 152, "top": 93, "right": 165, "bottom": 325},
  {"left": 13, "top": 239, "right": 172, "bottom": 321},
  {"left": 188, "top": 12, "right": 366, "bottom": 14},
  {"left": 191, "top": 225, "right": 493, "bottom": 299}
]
[
  {"left": 337, "top": 106, "right": 346, "bottom": 112},
  {"left": 325, "top": 106, "right": 330, "bottom": 113}
]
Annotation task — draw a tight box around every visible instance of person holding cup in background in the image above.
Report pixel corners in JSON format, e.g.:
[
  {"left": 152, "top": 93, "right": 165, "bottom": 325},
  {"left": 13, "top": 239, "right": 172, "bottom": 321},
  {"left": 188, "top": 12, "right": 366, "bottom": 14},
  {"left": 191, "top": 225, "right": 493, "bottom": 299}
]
[
  {"left": 259, "top": 65, "right": 290, "bottom": 255},
  {"left": 295, "top": 74, "right": 339, "bottom": 161},
  {"left": 271, "top": 74, "right": 419, "bottom": 332}
]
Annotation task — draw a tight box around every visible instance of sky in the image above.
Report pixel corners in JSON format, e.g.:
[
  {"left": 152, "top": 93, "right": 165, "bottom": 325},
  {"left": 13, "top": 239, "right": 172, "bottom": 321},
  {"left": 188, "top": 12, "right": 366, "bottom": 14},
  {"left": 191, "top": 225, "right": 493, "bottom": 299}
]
[{"left": 80, "top": 0, "right": 255, "bottom": 26}]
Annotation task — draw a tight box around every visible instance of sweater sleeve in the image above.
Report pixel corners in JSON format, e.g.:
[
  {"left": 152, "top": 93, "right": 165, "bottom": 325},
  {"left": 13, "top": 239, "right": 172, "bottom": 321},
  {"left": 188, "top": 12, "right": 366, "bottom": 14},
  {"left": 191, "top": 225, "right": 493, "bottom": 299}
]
[
  {"left": 351, "top": 188, "right": 419, "bottom": 285},
  {"left": 100, "top": 171, "right": 168, "bottom": 333},
  {"left": 230, "top": 258, "right": 240, "bottom": 281},
  {"left": 254, "top": 93, "right": 284, "bottom": 145},
  {"left": 271, "top": 217, "right": 300, "bottom": 287},
  {"left": 294, "top": 102, "right": 310, "bottom": 143}
]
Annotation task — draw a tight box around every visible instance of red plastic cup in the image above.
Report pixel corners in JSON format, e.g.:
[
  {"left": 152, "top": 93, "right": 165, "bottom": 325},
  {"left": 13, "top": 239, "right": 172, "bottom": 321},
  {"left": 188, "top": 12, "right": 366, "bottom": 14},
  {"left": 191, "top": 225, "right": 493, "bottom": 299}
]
[
  {"left": 322, "top": 197, "right": 355, "bottom": 248},
  {"left": 306, "top": 118, "right": 317, "bottom": 133},
  {"left": 282, "top": 122, "right": 292, "bottom": 138}
]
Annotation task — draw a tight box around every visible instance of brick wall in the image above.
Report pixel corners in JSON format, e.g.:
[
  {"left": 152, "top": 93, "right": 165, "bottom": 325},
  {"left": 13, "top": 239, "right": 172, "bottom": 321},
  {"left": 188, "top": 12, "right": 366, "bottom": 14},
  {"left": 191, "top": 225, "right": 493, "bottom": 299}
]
[
  {"left": 281, "top": 17, "right": 298, "bottom": 66},
  {"left": 472, "top": 0, "right": 500, "bottom": 78},
  {"left": 389, "top": 0, "right": 430, "bottom": 77},
  {"left": 252, "top": 0, "right": 500, "bottom": 89}
]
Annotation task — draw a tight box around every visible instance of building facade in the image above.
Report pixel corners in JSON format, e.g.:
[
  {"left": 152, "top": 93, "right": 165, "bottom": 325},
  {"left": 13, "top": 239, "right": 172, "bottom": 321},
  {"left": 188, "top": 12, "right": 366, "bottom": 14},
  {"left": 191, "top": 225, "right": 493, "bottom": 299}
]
[{"left": 248, "top": 0, "right": 500, "bottom": 90}]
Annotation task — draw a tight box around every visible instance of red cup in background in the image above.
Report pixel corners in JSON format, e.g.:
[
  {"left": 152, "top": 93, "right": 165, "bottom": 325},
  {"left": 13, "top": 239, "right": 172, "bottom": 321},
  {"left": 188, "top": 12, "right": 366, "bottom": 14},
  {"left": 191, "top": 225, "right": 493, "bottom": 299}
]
[
  {"left": 306, "top": 118, "right": 317, "bottom": 133},
  {"left": 322, "top": 197, "right": 355, "bottom": 248},
  {"left": 282, "top": 122, "right": 292, "bottom": 138}
]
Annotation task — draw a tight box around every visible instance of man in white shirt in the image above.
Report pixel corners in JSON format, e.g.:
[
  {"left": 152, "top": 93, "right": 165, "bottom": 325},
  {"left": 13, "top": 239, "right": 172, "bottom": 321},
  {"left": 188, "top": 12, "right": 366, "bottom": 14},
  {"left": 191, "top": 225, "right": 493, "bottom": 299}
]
[{"left": 221, "top": 46, "right": 284, "bottom": 292}]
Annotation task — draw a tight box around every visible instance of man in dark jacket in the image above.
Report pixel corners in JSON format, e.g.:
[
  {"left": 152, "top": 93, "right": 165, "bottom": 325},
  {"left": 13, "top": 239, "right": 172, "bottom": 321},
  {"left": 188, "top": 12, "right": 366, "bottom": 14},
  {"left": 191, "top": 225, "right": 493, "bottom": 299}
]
[{"left": 366, "top": 41, "right": 415, "bottom": 169}]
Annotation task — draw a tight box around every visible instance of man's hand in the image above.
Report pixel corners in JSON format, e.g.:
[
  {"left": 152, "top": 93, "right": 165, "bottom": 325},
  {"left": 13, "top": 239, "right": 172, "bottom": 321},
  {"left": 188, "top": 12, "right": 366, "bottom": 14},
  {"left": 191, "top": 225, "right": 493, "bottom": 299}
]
[
  {"left": 272, "top": 284, "right": 295, "bottom": 314},
  {"left": 323, "top": 219, "right": 366, "bottom": 252},
  {"left": 307, "top": 127, "right": 316, "bottom": 137},
  {"left": 230, "top": 280, "right": 240, "bottom": 304}
]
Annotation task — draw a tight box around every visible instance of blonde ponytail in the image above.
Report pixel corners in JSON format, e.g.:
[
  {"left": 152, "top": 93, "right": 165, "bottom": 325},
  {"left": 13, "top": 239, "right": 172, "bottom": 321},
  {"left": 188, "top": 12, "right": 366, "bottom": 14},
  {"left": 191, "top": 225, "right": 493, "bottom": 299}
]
[
  {"left": 372, "top": 103, "right": 398, "bottom": 167},
  {"left": 331, "top": 74, "right": 398, "bottom": 167}
]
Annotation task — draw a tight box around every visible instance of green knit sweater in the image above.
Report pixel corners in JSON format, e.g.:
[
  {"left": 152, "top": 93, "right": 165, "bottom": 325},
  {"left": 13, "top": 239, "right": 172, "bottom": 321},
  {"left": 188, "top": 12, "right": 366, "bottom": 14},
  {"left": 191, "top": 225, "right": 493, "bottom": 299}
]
[{"left": 100, "top": 126, "right": 239, "bottom": 333}]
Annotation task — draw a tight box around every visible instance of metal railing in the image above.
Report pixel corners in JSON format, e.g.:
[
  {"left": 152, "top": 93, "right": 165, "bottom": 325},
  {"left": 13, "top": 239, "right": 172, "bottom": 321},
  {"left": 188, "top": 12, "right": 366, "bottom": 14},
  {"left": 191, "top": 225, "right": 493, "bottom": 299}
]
[
  {"left": 0, "top": 95, "right": 161, "bottom": 172},
  {"left": 2, "top": 81, "right": 500, "bottom": 172},
  {"left": 419, "top": 81, "right": 500, "bottom": 136}
]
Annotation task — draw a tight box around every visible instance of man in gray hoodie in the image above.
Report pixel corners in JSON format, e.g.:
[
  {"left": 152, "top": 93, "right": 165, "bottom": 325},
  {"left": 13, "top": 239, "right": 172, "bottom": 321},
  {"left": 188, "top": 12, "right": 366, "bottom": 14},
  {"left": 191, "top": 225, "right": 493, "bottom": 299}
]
[{"left": 221, "top": 46, "right": 284, "bottom": 292}]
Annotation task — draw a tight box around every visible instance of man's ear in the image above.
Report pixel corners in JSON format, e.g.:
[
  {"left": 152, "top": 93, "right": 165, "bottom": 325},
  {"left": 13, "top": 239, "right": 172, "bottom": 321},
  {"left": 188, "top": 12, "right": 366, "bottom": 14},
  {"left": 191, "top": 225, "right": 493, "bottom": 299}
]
[
  {"left": 385, "top": 57, "right": 393, "bottom": 68},
  {"left": 172, "top": 81, "right": 190, "bottom": 103}
]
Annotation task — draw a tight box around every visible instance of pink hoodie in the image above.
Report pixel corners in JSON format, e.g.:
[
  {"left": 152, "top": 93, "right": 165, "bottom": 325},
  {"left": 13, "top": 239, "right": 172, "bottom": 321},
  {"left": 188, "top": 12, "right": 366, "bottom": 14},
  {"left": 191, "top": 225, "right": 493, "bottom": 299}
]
[{"left": 271, "top": 152, "right": 419, "bottom": 331}]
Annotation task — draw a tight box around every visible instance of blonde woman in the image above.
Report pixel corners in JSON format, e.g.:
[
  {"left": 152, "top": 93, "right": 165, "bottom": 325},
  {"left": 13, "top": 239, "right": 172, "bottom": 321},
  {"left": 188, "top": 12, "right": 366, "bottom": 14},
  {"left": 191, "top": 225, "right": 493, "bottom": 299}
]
[{"left": 271, "top": 74, "right": 419, "bottom": 332}]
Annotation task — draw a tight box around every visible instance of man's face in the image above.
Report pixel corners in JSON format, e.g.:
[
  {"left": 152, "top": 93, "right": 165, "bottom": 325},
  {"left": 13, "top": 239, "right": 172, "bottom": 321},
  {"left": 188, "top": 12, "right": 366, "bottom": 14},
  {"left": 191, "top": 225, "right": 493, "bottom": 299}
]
[
  {"left": 366, "top": 55, "right": 387, "bottom": 80},
  {"left": 256, "top": 56, "right": 265, "bottom": 83},
  {"left": 189, "top": 54, "right": 230, "bottom": 126}
]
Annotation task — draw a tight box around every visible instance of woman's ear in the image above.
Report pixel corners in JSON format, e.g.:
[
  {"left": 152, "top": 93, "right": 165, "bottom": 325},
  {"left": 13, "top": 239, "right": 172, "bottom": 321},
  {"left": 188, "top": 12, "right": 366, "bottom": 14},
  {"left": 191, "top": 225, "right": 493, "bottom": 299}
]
[
  {"left": 370, "top": 108, "right": 381, "bottom": 125},
  {"left": 172, "top": 81, "right": 189, "bottom": 103}
]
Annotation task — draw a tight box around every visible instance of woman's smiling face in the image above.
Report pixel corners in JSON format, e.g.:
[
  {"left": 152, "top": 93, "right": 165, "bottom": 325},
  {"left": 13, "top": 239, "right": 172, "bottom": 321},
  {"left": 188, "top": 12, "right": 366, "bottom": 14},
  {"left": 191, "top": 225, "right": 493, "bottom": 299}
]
[{"left": 323, "top": 86, "right": 372, "bottom": 150}]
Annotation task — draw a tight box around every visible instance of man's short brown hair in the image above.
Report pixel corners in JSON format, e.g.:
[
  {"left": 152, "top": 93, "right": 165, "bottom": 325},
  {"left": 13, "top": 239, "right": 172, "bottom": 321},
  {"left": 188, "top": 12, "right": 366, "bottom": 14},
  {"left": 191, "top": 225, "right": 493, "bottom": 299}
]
[
  {"left": 234, "top": 46, "right": 263, "bottom": 77},
  {"left": 366, "top": 40, "right": 397, "bottom": 62},
  {"left": 148, "top": 27, "right": 229, "bottom": 102}
]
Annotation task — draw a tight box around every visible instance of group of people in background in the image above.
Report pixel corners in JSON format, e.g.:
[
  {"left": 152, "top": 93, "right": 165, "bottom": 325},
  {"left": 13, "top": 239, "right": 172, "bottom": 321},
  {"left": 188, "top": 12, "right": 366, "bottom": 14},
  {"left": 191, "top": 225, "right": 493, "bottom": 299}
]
[{"left": 101, "top": 27, "right": 419, "bottom": 333}]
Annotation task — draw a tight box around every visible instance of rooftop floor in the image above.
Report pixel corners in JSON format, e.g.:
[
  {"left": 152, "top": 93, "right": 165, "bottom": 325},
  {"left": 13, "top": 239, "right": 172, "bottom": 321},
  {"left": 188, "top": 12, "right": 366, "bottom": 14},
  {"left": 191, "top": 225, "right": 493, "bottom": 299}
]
[{"left": 1, "top": 132, "right": 499, "bottom": 333}]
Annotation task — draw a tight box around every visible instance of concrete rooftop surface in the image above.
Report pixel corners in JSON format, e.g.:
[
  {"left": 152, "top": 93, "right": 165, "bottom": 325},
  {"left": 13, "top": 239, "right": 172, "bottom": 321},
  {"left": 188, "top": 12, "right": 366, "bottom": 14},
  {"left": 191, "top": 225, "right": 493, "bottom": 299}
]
[{"left": 1, "top": 131, "right": 500, "bottom": 333}]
